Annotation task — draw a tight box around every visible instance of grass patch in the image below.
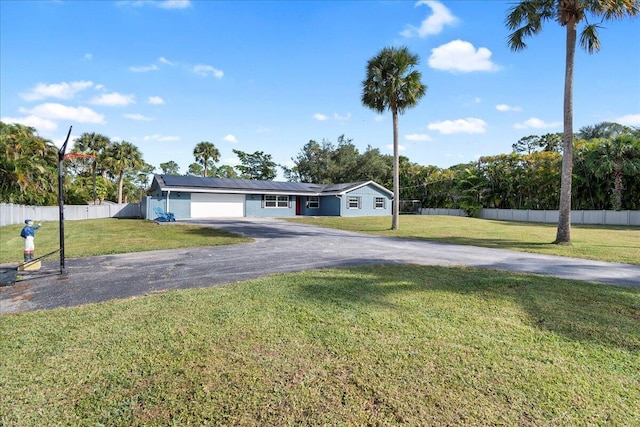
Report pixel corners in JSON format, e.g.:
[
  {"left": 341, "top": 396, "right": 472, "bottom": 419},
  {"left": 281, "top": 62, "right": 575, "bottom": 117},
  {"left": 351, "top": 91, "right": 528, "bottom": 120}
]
[
  {"left": 0, "top": 219, "right": 251, "bottom": 262},
  {"left": 287, "top": 215, "right": 640, "bottom": 265},
  {"left": 1, "top": 265, "right": 638, "bottom": 425}
]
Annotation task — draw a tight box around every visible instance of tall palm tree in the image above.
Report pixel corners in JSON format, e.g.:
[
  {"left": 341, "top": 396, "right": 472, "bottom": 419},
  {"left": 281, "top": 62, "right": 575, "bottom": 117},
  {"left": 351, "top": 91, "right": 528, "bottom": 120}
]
[
  {"left": 106, "top": 141, "right": 144, "bottom": 204},
  {"left": 362, "top": 46, "right": 426, "bottom": 230},
  {"left": 506, "top": 0, "right": 640, "bottom": 244},
  {"left": 193, "top": 141, "right": 220, "bottom": 177}
]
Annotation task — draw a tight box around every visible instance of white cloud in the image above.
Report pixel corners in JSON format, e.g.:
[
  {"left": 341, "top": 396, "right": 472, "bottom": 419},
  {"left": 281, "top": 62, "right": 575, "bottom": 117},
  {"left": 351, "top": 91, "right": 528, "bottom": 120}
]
[
  {"left": 90, "top": 92, "right": 135, "bottom": 106},
  {"left": 333, "top": 112, "right": 352, "bottom": 121},
  {"left": 84, "top": 53, "right": 93, "bottom": 60},
  {"left": 429, "top": 40, "right": 500, "bottom": 73},
  {"left": 223, "top": 134, "right": 238, "bottom": 143},
  {"left": 400, "top": 1, "right": 458, "bottom": 38},
  {"left": 223, "top": 156, "right": 240, "bottom": 166},
  {"left": 513, "top": 117, "right": 561, "bottom": 129},
  {"left": 159, "top": 57, "right": 174, "bottom": 65},
  {"left": 147, "top": 96, "right": 165, "bottom": 105},
  {"left": 130, "top": 64, "right": 159, "bottom": 72},
  {"left": 615, "top": 113, "right": 640, "bottom": 126},
  {"left": 428, "top": 117, "right": 487, "bottom": 134},
  {"left": 157, "top": 0, "right": 191, "bottom": 9},
  {"left": 192, "top": 65, "right": 224, "bottom": 78},
  {"left": 117, "top": 0, "right": 191, "bottom": 9},
  {"left": 404, "top": 133, "right": 433, "bottom": 142},
  {"left": 143, "top": 134, "right": 180, "bottom": 142},
  {"left": 313, "top": 113, "right": 329, "bottom": 121},
  {"left": 386, "top": 144, "right": 407, "bottom": 152},
  {"left": 20, "top": 81, "right": 94, "bottom": 101},
  {"left": 124, "top": 113, "right": 154, "bottom": 121},
  {"left": 0, "top": 115, "right": 58, "bottom": 131},
  {"left": 57, "top": 133, "right": 81, "bottom": 149},
  {"left": 374, "top": 115, "right": 385, "bottom": 122},
  {"left": 496, "top": 104, "right": 522, "bottom": 112},
  {"left": 21, "top": 103, "right": 106, "bottom": 124}
]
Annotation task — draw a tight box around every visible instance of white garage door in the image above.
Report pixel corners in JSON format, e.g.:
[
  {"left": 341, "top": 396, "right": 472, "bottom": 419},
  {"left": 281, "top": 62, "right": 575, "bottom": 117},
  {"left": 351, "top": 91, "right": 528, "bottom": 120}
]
[{"left": 191, "top": 193, "right": 245, "bottom": 218}]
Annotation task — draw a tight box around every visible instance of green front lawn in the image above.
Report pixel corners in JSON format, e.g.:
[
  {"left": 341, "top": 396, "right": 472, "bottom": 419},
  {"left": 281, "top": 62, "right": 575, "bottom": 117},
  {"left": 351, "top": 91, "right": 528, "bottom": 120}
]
[
  {"left": 2, "top": 265, "right": 639, "bottom": 425},
  {"left": 0, "top": 218, "right": 251, "bottom": 263},
  {"left": 287, "top": 215, "right": 640, "bottom": 265}
]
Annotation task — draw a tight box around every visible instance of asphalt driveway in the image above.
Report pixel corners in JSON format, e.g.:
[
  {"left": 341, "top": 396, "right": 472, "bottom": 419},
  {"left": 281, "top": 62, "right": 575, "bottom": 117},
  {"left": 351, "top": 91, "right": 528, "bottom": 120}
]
[{"left": 2, "top": 218, "right": 639, "bottom": 314}]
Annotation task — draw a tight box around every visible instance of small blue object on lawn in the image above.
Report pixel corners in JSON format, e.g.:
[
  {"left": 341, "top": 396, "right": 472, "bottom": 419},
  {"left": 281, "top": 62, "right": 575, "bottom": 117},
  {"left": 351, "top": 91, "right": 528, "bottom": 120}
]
[{"left": 153, "top": 207, "right": 176, "bottom": 222}]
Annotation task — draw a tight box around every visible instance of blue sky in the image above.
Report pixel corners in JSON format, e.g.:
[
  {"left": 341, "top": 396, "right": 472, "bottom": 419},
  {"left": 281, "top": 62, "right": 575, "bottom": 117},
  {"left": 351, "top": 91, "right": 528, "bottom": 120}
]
[{"left": 2, "top": 0, "right": 639, "bottom": 177}]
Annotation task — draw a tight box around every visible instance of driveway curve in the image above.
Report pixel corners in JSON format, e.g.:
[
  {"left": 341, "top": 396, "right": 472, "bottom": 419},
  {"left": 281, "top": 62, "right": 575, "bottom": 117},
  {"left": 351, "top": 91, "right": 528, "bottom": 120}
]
[{"left": 2, "top": 218, "right": 639, "bottom": 314}]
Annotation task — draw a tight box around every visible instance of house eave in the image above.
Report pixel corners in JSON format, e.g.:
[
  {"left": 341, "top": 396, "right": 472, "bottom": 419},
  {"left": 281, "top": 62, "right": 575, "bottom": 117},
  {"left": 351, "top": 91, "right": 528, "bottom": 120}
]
[{"left": 156, "top": 186, "right": 319, "bottom": 197}]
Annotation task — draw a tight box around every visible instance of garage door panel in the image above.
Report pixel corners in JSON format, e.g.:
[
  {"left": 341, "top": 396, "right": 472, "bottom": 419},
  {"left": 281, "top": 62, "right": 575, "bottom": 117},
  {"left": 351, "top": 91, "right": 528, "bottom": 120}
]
[{"left": 191, "top": 193, "right": 245, "bottom": 218}]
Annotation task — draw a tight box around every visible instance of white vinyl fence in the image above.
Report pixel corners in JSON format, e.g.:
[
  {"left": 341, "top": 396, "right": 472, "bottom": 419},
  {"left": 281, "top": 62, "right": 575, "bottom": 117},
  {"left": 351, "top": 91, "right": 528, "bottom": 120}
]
[
  {"left": 0, "top": 203, "right": 142, "bottom": 227},
  {"left": 419, "top": 208, "right": 640, "bottom": 226}
]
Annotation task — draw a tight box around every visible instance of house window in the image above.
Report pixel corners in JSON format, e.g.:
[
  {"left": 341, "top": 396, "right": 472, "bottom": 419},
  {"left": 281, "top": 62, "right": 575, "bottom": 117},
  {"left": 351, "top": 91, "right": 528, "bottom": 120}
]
[
  {"left": 308, "top": 196, "right": 319, "bottom": 209},
  {"left": 347, "top": 196, "right": 361, "bottom": 209},
  {"left": 264, "top": 195, "right": 289, "bottom": 208},
  {"left": 374, "top": 197, "right": 386, "bottom": 209}
]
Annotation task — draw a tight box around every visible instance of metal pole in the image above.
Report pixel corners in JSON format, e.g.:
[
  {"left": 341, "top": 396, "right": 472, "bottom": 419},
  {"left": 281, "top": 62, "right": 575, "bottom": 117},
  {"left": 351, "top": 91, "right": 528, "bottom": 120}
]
[
  {"left": 58, "top": 126, "right": 72, "bottom": 274},
  {"left": 92, "top": 134, "right": 97, "bottom": 205}
]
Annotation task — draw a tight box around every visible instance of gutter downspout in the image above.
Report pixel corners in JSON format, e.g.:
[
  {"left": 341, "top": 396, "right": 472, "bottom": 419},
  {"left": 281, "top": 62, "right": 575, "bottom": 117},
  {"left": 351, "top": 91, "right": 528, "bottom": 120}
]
[{"left": 166, "top": 190, "right": 171, "bottom": 212}]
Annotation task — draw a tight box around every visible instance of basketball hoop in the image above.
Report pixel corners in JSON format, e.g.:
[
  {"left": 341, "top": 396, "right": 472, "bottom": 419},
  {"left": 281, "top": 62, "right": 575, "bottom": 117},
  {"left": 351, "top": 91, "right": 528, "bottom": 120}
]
[{"left": 63, "top": 153, "right": 96, "bottom": 161}]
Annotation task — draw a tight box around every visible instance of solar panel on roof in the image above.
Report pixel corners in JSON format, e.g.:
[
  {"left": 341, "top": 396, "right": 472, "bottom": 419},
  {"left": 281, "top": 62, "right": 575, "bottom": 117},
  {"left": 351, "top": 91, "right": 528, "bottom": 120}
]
[{"left": 158, "top": 174, "right": 324, "bottom": 193}]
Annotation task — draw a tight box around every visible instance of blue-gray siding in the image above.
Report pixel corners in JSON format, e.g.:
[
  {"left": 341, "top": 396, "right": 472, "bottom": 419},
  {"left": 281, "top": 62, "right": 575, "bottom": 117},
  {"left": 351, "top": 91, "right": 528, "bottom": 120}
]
[
  {"left": 144, "top": 182, "right": 392, "bottom": 219},
  {"left": 339, "top": 186, "right": 391, "bottom": 217},
  {"left": 245, "top": 194, "right": 297, "bottom": 217},
  {"left": 144, "top": 193, "right": 191, "bottom": 220}
]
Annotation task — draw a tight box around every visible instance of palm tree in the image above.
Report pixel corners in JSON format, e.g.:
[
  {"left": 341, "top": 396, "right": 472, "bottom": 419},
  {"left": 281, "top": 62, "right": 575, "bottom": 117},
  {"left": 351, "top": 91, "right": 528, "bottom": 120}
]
[
  {"left": 506, "top": 0, "right": 640, "bottom": 244},
  {"left": 106, "top": 141, "right": 144, "bottom": 204},
  {"left": 0, "top": 122, "right": 58, "bottom": 204},
  {"left": 73, "top": 132, "right": 111, "bottom": 173},
  {"left": 362, "top": 46, "right": 426, "bottom": 230},
  {"left": 72, "top": 132, "right": 112, "bottom": 203},
  {"left": 193, "top": 141, "right": 220, "bottom": 177},
  {"left": 592, "top": 135, "right": 640, "bottom": 210}
]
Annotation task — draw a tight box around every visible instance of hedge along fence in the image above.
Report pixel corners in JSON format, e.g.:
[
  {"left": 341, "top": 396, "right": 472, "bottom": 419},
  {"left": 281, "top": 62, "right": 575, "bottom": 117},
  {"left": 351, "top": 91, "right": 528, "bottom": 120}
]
[
  {"left": 0, "top": 203, "right": 142, "bottom": 227},
  {"left": 419, "top": 208, "right": 640, "bottom": 226}
]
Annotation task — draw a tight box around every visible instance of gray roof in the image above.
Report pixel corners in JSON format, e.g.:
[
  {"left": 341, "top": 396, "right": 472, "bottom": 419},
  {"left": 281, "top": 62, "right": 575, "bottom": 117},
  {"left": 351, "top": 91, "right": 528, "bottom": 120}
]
[{"left": 153, "top": 175, "right": 392, "bottom": 196}]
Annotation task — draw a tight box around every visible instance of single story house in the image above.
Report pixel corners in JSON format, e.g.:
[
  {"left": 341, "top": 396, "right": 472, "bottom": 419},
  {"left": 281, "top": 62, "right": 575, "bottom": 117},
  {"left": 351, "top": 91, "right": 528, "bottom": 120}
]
[{"left": 144, "top": 174, "right": 393, "bottom": 219}]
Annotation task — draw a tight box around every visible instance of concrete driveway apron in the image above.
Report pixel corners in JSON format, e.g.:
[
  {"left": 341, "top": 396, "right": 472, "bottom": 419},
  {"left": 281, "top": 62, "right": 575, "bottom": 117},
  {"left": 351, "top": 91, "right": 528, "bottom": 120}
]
[{"left": 2, "top": 218, "right": 639, "bottom": 314}]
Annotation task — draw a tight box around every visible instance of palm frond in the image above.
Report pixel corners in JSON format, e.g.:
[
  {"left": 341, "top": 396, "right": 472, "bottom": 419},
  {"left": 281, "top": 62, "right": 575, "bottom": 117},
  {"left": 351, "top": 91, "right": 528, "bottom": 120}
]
[
  {"left": 580, "top": 23, "right": 602, "bottom": 53},
  {"left": 505, "top": 0, "right": 555, "bottom": 51},
  {"left": 586, "top": 0, "right": 640, "bottom": 20}
]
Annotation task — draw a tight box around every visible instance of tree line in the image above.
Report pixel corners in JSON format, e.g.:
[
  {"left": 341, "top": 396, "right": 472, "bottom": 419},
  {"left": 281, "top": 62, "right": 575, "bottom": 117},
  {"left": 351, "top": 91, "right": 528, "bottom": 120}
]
[
  {"left": 285, "top": 123, "right": 639, "bottom": 214},
  {"left": 0, "top": 122, "right": 279, "bottom": 205},
  {"left": 401, "top": 128, "right": 640, "bottom": 216},
  {"left": 2, "top": 120, "right": 638, "bottom": 212},
  {"left": 1, "top": 123, "right": 152, "bottom": 206}
]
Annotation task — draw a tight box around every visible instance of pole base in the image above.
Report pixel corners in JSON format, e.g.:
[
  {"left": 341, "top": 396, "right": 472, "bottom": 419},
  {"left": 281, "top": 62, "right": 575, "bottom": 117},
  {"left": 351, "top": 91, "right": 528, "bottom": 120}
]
[{"left": 18, "top": 260, "right": 41, "bottom": 271}]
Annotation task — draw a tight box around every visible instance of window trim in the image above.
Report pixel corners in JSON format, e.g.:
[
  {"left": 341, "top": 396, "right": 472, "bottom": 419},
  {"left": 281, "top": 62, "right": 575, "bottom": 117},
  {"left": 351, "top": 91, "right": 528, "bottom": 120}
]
[
  {"left": 374, "top": 197, "right": 386, "bottom": 209},
  {"left": 308, "top": 196, "right": 320, "bottom": 209},
  {"left": 347, "top": 196, "right": 361, "bottom": 209},
  {"left": 264, "top": 195, "right": 290, "bottom": 208}
]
